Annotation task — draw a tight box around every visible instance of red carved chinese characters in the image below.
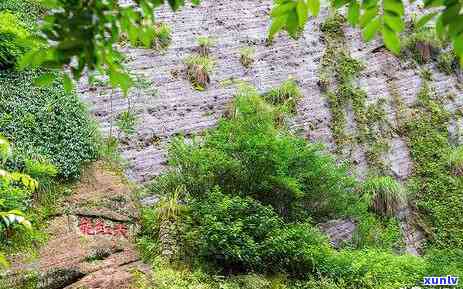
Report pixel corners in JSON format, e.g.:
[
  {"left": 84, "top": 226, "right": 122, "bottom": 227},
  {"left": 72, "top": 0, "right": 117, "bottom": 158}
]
[
  {"left": 78, "top": 217, "right": 128, "bottom": 238},
  {"left": 79, "top": 217, "right": 95, "bottom": 235},
  {"left": 113, "top": 223, "right": 128, "bottom": 238}
]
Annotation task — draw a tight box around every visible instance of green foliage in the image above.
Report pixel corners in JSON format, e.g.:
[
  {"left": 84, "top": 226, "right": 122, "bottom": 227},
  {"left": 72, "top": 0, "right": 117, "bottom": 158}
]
[
  {"left": 197, "top": 36, "right": 215, "bottom": 56},
  {"left": 0, "top": 11, "right": 33, "bottom": 70},
  {"left": 162, "top": 86, "right": 356, "bottom": 221},
  {"left": 239, "top": 47, "right": 255, "bottom": 68},
  {"left": 269, "top": 0, "right": 463, "bottom": 64},
  {"left": 116, "top": 110, "right": 137, "bottom": 136},
  {"left": 153, "top": 23, "right": 172, "bottom": 51},
  {"left": 188, "top": 187, "right": 283, "bottom": 271},
  {"left": 320, "top": 13, "right": 345, "bottom": 39},
  {"left": 334, "top": 53, "right": 364, "bottom": 83},
  {"left": 0, "top": 70, "right": 99, "bottom": 179},
  {"left": 448, "top": 145, "right": 463, "bottom": 176},
  {"left": 262, "top": 223, "right": 332, "bottom": 276},
  {"left": 0, "top": 135, "right": 45, "bottom": 268},
  {"left": 0, "top": 0, "right": 45, "bottom": 30},
  {"left": 19, "top": 0, "right": 201, "bottom": 94},
  {"left": 437, "top": 50, "right": 460, "bottom": 75},
  {"left": 362, "top": 176, "right": 407, "bottom": 217},
  {"left": 402, "top": 23, "right": 443, "bottom": 64},
  {"left": 263, "top": 79, "right": 302, "bottom": 115},
  {"left": 185, "top": 54, "right": 214, "bottom": 90},
  {"left": 406, "top": 83, "right": 463, "bottom": 248}
]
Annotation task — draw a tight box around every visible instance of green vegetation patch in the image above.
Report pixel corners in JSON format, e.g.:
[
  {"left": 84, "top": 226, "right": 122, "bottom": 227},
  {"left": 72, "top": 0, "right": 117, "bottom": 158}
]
[
  {"left": 0, "top": 70, "right": 99, "bottom": 179},
  {"left": 406, "top": 83, "right": 463, "bottom": 248}
]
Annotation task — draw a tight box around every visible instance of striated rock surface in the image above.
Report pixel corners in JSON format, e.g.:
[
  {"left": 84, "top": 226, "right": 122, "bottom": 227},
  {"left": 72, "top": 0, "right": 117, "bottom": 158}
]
[{"left": 79, "top": 1, "right": 462, "bottom": 184}]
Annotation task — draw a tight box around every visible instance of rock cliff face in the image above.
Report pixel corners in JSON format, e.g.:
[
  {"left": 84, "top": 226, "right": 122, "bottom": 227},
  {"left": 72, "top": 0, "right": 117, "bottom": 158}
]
[
  {"left": 77, "top": 0, "right": 462, "bottom": 253},
  {"left": 78, "top": 1, "right": 462, "bottom": 184}
]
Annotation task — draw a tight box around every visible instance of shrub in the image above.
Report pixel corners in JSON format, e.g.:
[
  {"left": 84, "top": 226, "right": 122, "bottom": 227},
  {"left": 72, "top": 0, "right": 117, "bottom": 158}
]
[
  {"left": 163, "top": 86, "right": 356, "bottom": 221},
  {"left": 185, "top": 54, "right": 214, "bottom": 90},
  {"left": 362, "top": 176, "right": 407, "bottom": 217},
  {"left": 262, "top": 223, "right": 333, "bottom": 277},
  {"left": 338, "top": 249, "right": 426, "bottom": 289},
  {"left": 116, "top": 110, "right": 137, "bottom": 136},
  {"left": 0, "top": 70, "right": 99, "bottom": 179},
  {"left": 188, "top": 187, "right": 282, "bottom": 272},
  {"left": 152, "top": 23, "right": 172, "bottom": 50},
  {"left": 437, "top": 50, "right": 459, "bottom": 75},
  {"left": 0, "top": 11, "right": 32, "bottom": 70},
  {"left": 0, "top": 0, "right": 45, "bottom": 30},
  {"left": 402, "top": 24, "right": 442, "bottom": 64}
]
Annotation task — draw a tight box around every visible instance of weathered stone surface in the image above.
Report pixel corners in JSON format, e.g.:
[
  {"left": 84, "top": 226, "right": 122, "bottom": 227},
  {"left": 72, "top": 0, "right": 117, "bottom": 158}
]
[
  {"left": 79, "top": 1, "right": 462, "bottom": 185},
  {"left": 318, "top": 219, "right": 357, "bottom": 248},
  {"left": 6, "top": 163, "right": 150, "bottom": 289}
]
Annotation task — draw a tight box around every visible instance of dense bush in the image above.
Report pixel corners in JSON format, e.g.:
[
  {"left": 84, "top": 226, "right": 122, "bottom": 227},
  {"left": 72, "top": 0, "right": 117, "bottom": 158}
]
[
  {"left": 0, "top": 0, "right": 44, "bottom": 30},
  {"left": 0, "top": 11, "right": 32, "bottom": 70},
  {"left": 158, "top": 87, "right": 357, "bottom": 222},
  {"left": 188, "top": 187, "right": 282, "bottom": 271},
  {"left": 0, "top": 71, "right": 99, "bottom": 179},
  {"left": 262, "top": 223, "right": 333, "bottom": 276}
]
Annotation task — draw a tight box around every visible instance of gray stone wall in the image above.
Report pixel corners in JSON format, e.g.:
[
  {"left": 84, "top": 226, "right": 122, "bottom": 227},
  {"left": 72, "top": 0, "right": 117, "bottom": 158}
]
[{"left": 78, "top": 0, "right": 463, "bottom": 184}]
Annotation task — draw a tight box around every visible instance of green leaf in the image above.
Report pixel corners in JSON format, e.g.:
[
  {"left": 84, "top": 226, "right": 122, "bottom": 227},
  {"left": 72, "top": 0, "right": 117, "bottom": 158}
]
[
  {"left": 297, "top": 0, "right": 309, "bottom": 26},
  {"left": 34, "top": 73, "right": 56, "bottom": 87},
  {"left": 360, "top": 6, "right": 379, "bottom": 28},
  {"left": 416, "top": 12, "right": 438, "bottom": 28},
  {"left": 384, "top": 12, "right": 404, "bottom": 32},
  {"left": 362, "top": 17, "right": 381, "bottom": 41},
  {"left": 347, "top": 0, "right": 360, "bottom": 26},
  {"left": 269, "top": 15, "right": 288, "bottom": 40},
  {"left": 109, "top": 69, "right": 133, "bottom": 95},
  {"left": 448, "top": 15, "right": 463, "bottom": 38},
  {"left": 452, "top": 34, "right": 463, "bottom": 62},
  {"left": 382, "top": 25, "right": 401, "bottom": 54},
  {"left": 308, "top": 0, "right": 320, "bottom": 16},
  {"left": 436, "top": 14, "right": 447, "bottom": 40},
  {"left": 286, "top": 10, "right": 300, "bottom": 38},
  {"left": 63, "top": 74, "right": 73, "bottom": 94},
  {"left": 333, "top": 0, "right": 351, "bottom": 8},
  {"left": 423, "top": 0, "right": 444, "bottom": 7},
  {"left": 271, "top": 2, "right": 297, "bottom": 17},
  {"left": 383, "top": 0, "right": 404, "bottom": 16}
]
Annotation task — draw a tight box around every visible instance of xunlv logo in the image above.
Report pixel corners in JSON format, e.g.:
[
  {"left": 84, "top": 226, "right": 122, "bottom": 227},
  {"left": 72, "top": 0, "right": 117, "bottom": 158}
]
[{"left": 423, "top": 276, "right": 459, "bottom": 286}]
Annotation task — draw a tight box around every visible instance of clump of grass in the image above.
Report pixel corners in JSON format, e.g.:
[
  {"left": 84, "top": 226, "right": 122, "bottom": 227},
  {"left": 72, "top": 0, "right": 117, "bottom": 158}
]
[
  {"left": 240, "top": 46, "right": 255, "bottom": 68},
  {"left": 437, "top": 50, "right": 459, "bottom": 75},
  {"left": 185, "top": 54, "right": 214, "bottom": 90},
  {"left": 154, "top": 188, "right": 187, "bottom": 262},
  {"left": 152, "top": 23, "right": 172, "bottom": 51},
  {"left": 420, "top": 67, "right": 433, "bottom": 81},
  {"left": 196, "top": 36, "right": 214, "bottom": 56},
  {"left": 448, "top": 146, "right": 463, "bottom": 176},
  {"left": 116, "top": 110, "right": 137, "bottom": 136},
  {"left": 263, "top": 78, "right": 302, "bottom": 114},
  {"left": 362, "top": 176, "right": 407, "bottom": 217}
]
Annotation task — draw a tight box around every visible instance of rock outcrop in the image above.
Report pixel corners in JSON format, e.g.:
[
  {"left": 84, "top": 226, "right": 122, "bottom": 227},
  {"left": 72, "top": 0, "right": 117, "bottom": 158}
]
[{"left": 3, "top": 163, "right": 150, "bottom": 289}]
